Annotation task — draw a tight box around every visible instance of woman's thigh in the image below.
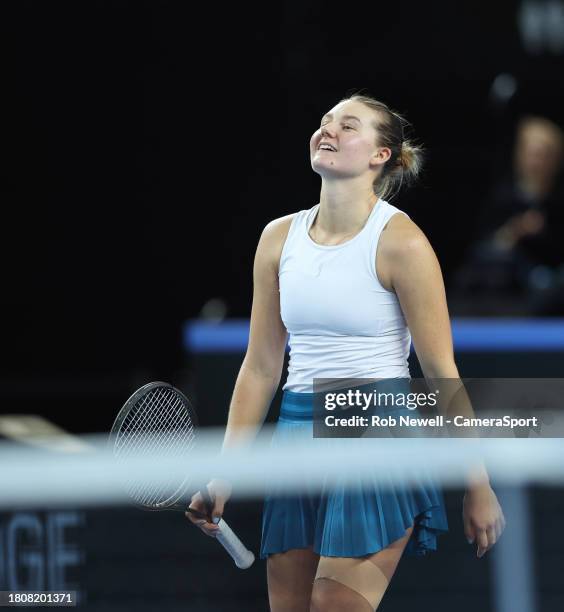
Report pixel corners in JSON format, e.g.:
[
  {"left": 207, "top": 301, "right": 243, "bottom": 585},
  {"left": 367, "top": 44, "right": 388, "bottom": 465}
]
[
  {"left": 311, "top": 525, "right": 414, "bottom": 612},
  {"left": 267, "top": 547, "right": 320, "bottom": 612}
]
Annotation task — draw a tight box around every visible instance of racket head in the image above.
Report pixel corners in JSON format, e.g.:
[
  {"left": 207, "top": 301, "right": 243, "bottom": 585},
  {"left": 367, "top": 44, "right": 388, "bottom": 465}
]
[{"left": 109, "top": 381, "right": 199, "bottom": 511}]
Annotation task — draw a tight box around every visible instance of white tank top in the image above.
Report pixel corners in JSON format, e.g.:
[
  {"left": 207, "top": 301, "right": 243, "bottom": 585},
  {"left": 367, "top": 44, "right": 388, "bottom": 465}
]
[{"left": 279, "top": 198, "right": 412, "bottom": 392}]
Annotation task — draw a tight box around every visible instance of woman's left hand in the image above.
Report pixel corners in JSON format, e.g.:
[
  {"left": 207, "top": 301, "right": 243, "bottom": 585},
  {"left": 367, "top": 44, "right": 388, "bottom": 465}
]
[{"left": 462, "top": 483, "right": 506, "bottom": 558}]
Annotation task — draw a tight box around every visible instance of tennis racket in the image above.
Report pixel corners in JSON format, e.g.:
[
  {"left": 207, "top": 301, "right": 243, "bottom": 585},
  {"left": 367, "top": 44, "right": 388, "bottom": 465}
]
[{"left": 109, "top": 381, "right": 255, "bottom": 569}]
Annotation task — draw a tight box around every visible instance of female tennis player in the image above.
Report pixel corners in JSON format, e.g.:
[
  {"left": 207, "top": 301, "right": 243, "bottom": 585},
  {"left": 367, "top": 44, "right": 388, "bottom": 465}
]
[{"left": 187, "top": 93, "right": 506, "bottom": 611}]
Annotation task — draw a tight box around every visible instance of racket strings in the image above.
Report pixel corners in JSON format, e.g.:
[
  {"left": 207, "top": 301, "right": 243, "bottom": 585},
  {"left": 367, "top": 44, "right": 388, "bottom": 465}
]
[
  {"left": 117, "top": 392, "right": 173, "bottom": 461},
  {"left": 120, "top": 391, "right": 194, "bottom": 505},
  {"left": 117, "top": 388, "right": 191, "bottom": 465},
  {"left": 132, "top": 392, "right": 195, "bottom": 506},
  {"left": 116, "top": 388, "right": 190, "bottom": 460},
  {"left": 114, "top": 394, "right": 169, "bottom": 465},
  {"left": 116, "top": 390, "right": 175, "bottom": 501},
  {"left": 113, "top": 386, "right": 196, "bottom": 506},
  {"left": 117, "top": 387, "right": 176, "bottom": 453}
]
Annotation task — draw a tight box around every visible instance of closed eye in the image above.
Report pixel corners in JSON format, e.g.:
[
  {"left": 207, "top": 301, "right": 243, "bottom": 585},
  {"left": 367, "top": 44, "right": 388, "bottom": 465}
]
[{"left": 319, "top": 124, "right": 355, "bottom": 130}]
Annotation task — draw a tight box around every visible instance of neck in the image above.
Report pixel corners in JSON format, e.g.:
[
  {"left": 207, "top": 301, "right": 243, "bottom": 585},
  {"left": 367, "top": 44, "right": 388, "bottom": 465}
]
[{"left": 317, "top": 179, "right": 379, "bottom": 235}]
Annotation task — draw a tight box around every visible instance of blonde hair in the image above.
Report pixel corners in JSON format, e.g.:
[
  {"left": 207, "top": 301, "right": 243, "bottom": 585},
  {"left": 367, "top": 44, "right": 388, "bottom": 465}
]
[{"left": 341, "top": 92, "right": 424, "bottom": 201}]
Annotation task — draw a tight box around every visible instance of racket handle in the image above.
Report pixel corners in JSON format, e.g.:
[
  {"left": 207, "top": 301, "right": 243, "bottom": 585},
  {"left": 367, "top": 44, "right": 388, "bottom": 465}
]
[{"left": 215, "top": 518, "right": 255, "bottom": 569}]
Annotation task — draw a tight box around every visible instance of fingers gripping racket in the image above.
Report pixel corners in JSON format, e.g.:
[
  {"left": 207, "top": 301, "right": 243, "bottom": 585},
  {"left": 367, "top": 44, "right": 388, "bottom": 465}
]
[{"left": 109, "top": 381, "right": 255, "bottom": 569}]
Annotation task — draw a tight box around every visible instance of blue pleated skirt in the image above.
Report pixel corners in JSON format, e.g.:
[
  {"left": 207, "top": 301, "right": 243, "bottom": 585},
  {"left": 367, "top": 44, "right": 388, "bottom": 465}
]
[{"left": 261, "top": 386, "right": 449, "bottom": 559}]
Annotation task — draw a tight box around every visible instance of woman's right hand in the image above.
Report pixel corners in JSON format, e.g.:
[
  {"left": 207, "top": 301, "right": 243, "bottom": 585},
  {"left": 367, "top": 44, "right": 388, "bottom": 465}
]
[{"left": 185, "top": 478, "right": 233, "bottom": 538}]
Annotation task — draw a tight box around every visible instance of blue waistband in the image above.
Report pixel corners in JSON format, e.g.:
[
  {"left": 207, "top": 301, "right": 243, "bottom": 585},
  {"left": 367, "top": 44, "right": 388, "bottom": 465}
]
[
  {"left": 280, "top": 379, "right": 411, "bottom": 422},
  {"left": 280, "top": 390, "right": 315, "bottom": 421}
]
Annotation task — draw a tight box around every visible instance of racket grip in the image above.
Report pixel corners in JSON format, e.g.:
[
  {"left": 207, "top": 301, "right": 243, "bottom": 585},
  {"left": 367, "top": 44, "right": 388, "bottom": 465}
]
[{"left": 215, "top": 518, "right": 255, "bottom": 569}]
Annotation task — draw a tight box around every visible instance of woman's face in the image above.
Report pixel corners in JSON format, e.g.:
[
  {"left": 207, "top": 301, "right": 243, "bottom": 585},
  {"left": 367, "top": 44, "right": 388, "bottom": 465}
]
[{"left": 310, "top": 100, "right": 389, "bottom": 179}]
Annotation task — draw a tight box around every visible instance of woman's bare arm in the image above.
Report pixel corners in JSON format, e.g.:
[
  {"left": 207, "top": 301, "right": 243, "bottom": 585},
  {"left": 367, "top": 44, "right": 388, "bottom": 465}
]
[
  {"left": 379, "top": 214, "right": 505, "bottom": 558},
  {"left": 379, "top": 214, "right": 483, "bottom": 453},
  {"left": 221, "top": 215, "right": 294, "bottom": 452},
  {"left": 187, "top": 215, "right": 293, "bottom": 532},
  {"left": 377, "top": 214, "right": 458, "bottom": 379}
]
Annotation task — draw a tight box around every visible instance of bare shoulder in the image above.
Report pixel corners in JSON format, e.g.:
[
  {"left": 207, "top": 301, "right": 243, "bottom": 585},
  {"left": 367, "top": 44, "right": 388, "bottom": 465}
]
[
  {"left": 377, "top": 212, "right": 437, "bottom": 290},
  {"left": 261, "top": 213, "right": 296, "bottom": 243},
  {"left": 256, "top": 213, "right": 297, "bottom": 272},
  {"left": 379, "top": 213, "right": 431, "bottom": 253}
]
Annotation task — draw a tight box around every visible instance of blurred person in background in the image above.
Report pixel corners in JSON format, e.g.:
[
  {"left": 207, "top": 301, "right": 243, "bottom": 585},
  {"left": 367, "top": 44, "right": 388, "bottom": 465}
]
[{"left": 454, "top": 116, "right": 564, "bottom": 314}]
